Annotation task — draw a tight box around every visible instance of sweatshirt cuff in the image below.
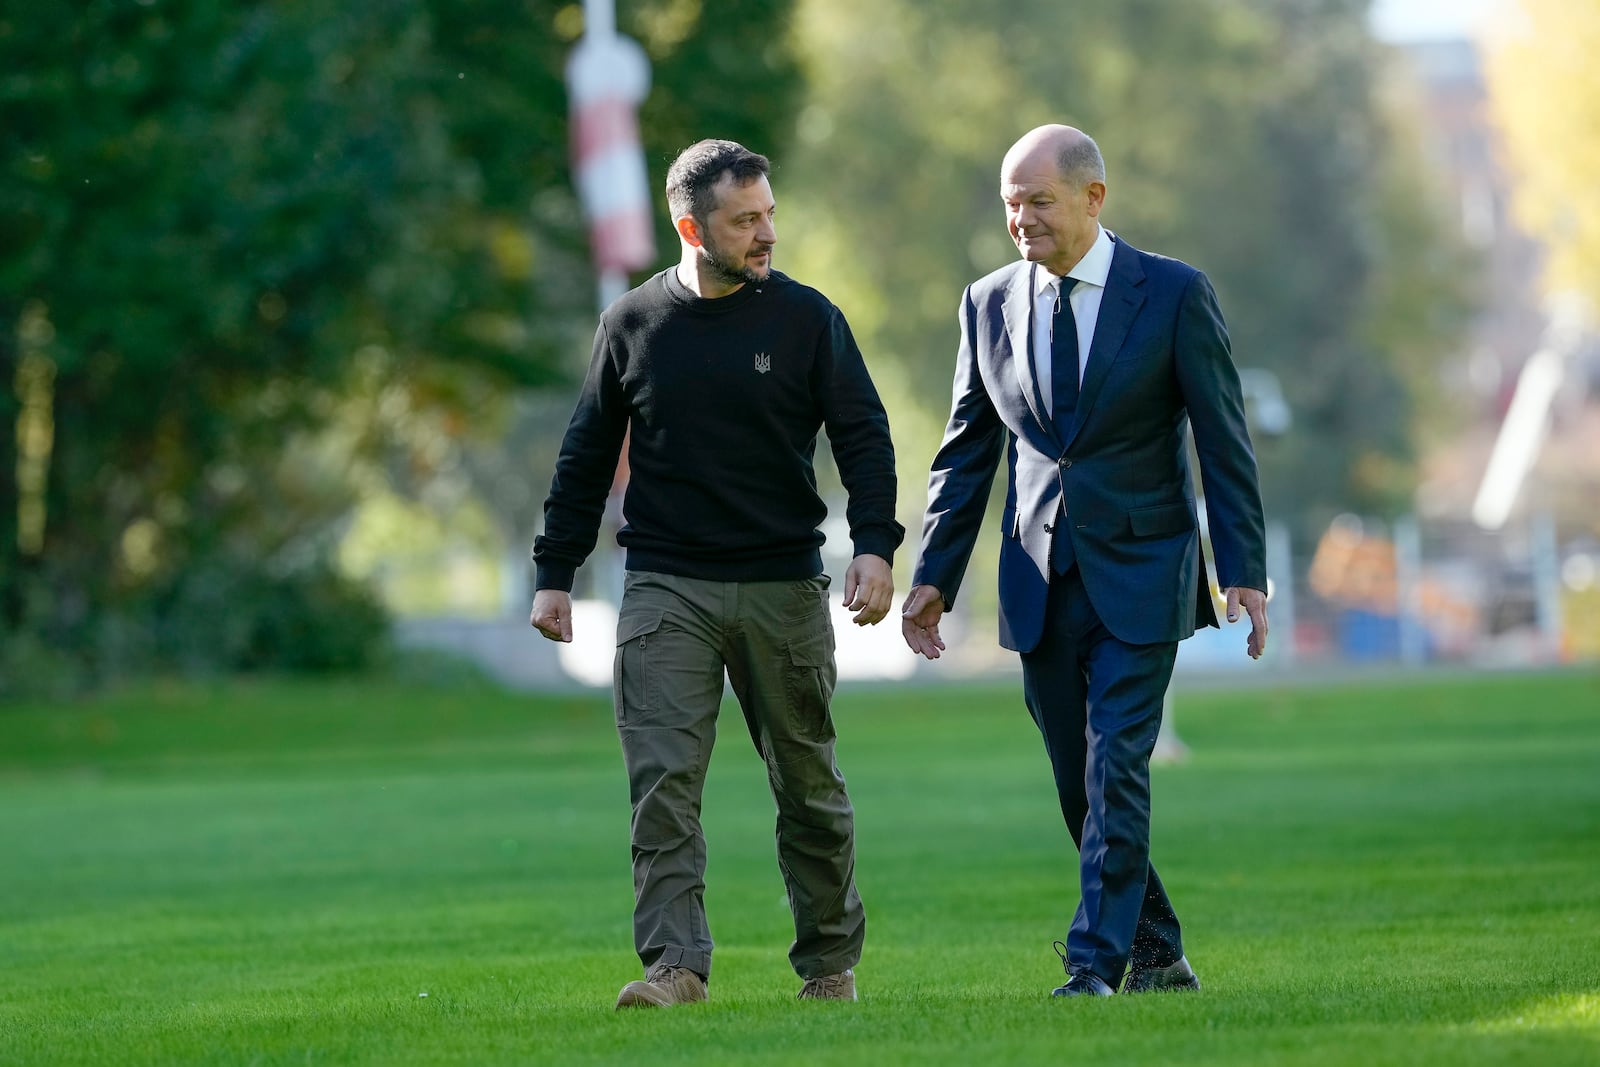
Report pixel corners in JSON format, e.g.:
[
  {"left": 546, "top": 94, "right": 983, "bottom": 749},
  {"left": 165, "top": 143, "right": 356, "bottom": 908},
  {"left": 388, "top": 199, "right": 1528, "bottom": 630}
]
[
  {"left": 534, "top": 561, "right": 576, "bottom": 593},
  {"left": 850, "top": 528, "right": 902, "bottom": 567}
]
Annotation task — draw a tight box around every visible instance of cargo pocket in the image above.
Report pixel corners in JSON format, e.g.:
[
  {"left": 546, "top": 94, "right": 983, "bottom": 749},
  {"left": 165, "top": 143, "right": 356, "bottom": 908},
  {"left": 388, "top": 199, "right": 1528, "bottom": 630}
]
[
  {"left": 782, "top": 625, "right": 837, "bottom": 746},
  {"left": 613, "top": 609, "right": 664, "bottom": 727}
]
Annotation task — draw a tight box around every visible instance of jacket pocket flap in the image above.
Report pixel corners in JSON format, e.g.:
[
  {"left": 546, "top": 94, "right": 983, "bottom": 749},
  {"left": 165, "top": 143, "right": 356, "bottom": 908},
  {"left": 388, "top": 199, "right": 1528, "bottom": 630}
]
[
  {"left": 1128, "top": 502, "right": 1194, "bottom": 538},
  {"left": 616, "top": 610, "right": 664, "bottom": 646}
]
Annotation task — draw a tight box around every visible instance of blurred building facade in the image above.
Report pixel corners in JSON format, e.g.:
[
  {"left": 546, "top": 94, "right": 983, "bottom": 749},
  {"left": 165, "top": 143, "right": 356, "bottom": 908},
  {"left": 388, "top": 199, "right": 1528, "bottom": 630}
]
[{"left": 1395, "top": 39, "right": 1597, "bottom": 525}]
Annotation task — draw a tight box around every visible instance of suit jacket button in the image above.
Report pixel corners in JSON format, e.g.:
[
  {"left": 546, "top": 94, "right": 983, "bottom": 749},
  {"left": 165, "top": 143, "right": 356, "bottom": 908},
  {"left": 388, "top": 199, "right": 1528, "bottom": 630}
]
[{"left": 1059, "top": 458, "right": 1071, "bottom": 468}]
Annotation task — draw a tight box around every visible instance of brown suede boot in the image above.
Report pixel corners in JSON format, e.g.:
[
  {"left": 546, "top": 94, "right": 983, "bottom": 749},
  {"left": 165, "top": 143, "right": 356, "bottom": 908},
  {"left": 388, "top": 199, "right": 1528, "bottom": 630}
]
[
  {"left": 797, "top": 969, "right": 857, "bottom": 1001},
  {"left": 615, "top": 965, "right": 709, "bottom": 1009}
]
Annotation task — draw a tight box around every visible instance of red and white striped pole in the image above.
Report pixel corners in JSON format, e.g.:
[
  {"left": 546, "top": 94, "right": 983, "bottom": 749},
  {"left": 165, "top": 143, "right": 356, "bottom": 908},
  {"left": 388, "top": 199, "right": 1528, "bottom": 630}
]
[{"left": 566, "top": 0, "right": 655, "bottom": 311}]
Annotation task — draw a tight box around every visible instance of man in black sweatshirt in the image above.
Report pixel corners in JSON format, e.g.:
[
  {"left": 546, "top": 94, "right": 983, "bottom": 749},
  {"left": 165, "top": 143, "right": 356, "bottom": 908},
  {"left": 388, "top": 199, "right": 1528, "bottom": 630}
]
[{"left": 530, "top": 139, "right": 903, "bottom": 1009}]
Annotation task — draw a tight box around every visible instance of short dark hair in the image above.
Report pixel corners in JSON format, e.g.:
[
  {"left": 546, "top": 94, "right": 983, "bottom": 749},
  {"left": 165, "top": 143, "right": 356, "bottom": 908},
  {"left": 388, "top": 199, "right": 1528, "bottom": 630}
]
[
  {"left": 665, "top": 139, "right": 770, "bottom": 224},
  {"left": 1057, "top": 133, "right": 1106, "bottom": 186}
]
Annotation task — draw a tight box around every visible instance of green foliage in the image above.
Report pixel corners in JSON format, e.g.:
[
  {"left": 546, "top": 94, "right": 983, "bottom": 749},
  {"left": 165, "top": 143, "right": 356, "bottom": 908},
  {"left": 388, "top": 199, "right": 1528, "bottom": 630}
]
[
  {"left": 1, "top": 672, "right": 1597, "bottom": 1063},
  {"left": 152, "top": 556, "right": 391, "bottom": 674},
  {"left": 1486, "top": 0, "right": 1600, "bottom": 293},
  {"left": 0, "top": 2, "right": 800, "bottom": 687},
  {"left": 0, "top": 627, "right": 83, "bottom": 704},
  {"left": 782, "top": 0, "right": 1474, "bottom": 540},
  {"left": 0, "top": 558, "right": 389, "bottom": 698}
]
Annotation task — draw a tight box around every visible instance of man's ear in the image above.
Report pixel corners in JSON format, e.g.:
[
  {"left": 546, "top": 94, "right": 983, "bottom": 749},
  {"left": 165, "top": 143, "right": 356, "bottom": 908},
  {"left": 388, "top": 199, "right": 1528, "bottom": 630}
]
[
  {"left": 1085, "top": 181, "right": 1107, "bottom": 217},
  {"left": 675, "top": 214, "right": 703, "bottom": 248}
]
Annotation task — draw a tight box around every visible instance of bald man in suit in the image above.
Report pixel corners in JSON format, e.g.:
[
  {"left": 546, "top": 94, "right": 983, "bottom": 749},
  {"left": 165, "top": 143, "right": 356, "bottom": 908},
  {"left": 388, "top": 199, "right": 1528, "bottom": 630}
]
[{"left": 903, "top": 125, "right": 1268, "bottom": 997}]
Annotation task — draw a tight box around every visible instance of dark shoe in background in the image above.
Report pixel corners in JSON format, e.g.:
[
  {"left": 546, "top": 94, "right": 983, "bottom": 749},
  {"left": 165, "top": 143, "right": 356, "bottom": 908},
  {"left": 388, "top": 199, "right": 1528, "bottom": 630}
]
[{"left": 1123, "top": 955, "right": 1201, "bottom": 994}]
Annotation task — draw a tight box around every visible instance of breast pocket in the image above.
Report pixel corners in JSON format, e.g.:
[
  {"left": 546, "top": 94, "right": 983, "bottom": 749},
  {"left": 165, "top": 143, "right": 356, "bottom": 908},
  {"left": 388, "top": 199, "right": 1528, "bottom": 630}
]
[{"left": 1106, "top": 322, "right": 1168, "bottom": 368}]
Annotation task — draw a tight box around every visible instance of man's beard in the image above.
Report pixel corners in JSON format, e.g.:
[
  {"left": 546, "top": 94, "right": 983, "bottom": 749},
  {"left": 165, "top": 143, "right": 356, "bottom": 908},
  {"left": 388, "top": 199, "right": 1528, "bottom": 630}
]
[{"left": 700, "top": 235, "right": 771, "bottom": 286}]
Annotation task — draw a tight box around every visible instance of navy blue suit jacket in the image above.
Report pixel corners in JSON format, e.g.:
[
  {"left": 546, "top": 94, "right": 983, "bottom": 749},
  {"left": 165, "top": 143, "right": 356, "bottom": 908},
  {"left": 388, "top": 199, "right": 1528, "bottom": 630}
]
[{"left": 912, "top": 235, "right": 1267, "bottom": 653}]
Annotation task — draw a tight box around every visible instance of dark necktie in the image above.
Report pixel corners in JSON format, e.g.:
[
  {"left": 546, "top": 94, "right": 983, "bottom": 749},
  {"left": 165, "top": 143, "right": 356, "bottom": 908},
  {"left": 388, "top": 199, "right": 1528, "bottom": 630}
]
[
  {"left": 1050, "top": 278, "right": 1078, "bottom": 574},
  {"left": 1051, "top": 278, "right": 1079, "bottom": 439}
]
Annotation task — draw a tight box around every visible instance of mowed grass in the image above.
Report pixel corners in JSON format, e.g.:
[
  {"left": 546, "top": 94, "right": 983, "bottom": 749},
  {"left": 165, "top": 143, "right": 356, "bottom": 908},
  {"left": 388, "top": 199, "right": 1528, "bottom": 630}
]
[{"left": 1, "top": 668, "right": 1597, "bottom": 1066}]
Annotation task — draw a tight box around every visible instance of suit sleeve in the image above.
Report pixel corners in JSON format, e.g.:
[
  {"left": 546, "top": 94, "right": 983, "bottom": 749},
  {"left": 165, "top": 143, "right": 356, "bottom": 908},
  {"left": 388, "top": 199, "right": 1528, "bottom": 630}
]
[
  {"left": 815, "top": 305, "right": 905, "bottom": 564},
  {"left": 912, "top": 284, "right": 1008, "bottom": 609},
  {"left": 1173, "top": 272, "right": 1267, "bottom": 592},
  {"left": 531, "top": 320, "right": 629, "bottom": 592}
]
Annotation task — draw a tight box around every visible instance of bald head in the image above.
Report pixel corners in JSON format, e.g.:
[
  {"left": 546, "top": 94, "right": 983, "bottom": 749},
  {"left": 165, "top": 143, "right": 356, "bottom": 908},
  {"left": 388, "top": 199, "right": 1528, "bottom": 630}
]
[
  {"left": 1002, "top": 125, "right": 1105, "bottom": 188},
  {"left": 999, "top": 125, "right": 1107, "bottom": 275}
]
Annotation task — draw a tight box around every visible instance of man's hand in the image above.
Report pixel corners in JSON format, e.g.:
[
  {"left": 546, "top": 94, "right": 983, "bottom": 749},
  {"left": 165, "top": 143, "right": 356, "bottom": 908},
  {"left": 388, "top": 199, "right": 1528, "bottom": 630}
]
[
  {"left": 900, "top": 584, "right": 948, "bottom": 660},
  {"left": 530, "top": 589, "right": 574, "bottom": 643},
  {"left": 1224, "top": 586, "right": 1268, "bottom": 660},
  {"left": 842, "top": 554, "right": 894, "bottom": 625}
]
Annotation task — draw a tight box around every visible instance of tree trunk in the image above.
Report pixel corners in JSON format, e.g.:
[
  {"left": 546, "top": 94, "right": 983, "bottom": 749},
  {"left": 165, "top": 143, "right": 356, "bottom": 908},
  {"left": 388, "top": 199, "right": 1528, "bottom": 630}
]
[{"left": 0, "top": 315, "right": 21, "bottom": 630}]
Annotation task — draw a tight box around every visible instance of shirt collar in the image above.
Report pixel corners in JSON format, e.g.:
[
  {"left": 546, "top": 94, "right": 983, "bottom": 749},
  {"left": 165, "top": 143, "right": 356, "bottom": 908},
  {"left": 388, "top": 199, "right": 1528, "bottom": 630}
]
[{"left": 1034, "top": 224, "right": 1114, "bottom": 296}]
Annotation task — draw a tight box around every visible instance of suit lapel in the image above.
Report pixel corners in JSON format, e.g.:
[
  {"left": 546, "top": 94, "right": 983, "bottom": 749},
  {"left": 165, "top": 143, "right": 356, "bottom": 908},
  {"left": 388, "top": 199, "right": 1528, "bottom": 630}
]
[
  {"left": 1001, "top": 265, "right": 1053, "bottom": 442},
  {"left": 1062, "top": 237, "right": 1144, "bottom": 452}
]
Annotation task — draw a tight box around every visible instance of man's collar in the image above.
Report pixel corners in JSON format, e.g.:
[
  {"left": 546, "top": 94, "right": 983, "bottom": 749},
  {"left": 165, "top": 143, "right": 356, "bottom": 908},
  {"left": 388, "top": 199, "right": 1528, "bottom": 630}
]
[{"left": 1033, "top": 225, "right": 1113, "bottom": 295}]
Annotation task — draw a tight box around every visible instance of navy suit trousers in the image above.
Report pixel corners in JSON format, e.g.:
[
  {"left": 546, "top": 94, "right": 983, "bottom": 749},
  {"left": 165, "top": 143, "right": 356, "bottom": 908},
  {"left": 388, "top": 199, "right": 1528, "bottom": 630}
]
[{"left": 1020, "top": 565, "right": 1185, "bottom": 986}]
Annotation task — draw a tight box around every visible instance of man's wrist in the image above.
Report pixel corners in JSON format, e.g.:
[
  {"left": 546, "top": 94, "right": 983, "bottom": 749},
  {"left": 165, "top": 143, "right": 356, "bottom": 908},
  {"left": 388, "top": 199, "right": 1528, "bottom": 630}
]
[
  {"left": 533, "top": 561, "right": 576, "bottom": 593},
  {"left": 850, "top": 527, "right": 903, "bottom": 567}
]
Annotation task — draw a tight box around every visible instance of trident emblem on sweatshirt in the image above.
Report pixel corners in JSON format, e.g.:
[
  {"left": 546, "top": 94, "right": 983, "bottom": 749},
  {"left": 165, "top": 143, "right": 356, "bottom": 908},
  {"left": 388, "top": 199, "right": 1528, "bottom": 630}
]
[{"left": 754, "top": 352, "right": 772, "bottom": 374}]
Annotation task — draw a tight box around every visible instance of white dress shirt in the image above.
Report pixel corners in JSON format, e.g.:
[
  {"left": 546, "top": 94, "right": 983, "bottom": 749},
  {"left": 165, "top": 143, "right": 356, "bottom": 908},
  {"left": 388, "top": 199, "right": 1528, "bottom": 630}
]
[{"left": 1030, "top": 224, "right": 1115, "bottom": 417}]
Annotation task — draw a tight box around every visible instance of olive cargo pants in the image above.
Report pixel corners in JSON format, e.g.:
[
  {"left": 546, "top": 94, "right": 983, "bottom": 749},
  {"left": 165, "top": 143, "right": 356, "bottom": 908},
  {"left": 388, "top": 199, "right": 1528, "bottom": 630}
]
[{"left": 613, "top": 570, "right": 865, "bottom": 982}]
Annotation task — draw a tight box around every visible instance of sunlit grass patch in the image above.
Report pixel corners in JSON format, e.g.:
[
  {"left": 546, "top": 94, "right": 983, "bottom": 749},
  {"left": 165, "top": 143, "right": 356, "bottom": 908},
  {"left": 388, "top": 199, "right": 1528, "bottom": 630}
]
[{"left": 2, "top": 669, "right": 1597, "bottom": 1065}]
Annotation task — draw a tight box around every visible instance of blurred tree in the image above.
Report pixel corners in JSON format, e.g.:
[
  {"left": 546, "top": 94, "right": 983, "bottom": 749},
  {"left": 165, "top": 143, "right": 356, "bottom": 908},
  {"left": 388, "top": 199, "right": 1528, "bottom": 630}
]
[
  {"left": 781, "top": 0, "right": 1471, "bottom": 548},
  {"left": 0, "top": 0, "right": 797, "bottom": 688},
  {"left": 396, "top": 0, "right": 803, "bottom": 553},
  {"left": 1484, "top": 0, "right": 1600, "bottom": 293},
  {"left": 0, "top": 315, "right": 21, "bottom": 631}
]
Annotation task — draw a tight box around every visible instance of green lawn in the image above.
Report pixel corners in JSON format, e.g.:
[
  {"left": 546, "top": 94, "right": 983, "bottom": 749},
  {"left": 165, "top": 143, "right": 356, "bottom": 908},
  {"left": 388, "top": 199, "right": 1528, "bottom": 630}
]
[{"left": 2, "top": 668, "right": 1597, "bottom": 1065}]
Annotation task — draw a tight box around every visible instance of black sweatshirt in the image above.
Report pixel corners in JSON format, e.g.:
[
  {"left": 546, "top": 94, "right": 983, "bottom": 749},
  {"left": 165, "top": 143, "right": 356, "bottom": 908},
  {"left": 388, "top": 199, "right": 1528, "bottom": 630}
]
[{"left": 532, "top": 268, "right": 903, "bottom": 591}]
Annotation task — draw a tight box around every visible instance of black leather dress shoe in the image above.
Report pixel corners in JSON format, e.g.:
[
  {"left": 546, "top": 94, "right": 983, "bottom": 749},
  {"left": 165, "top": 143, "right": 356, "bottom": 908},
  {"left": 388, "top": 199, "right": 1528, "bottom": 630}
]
[
  {"left": 1051, "top": 971, "right": 1116, "bottom": 997},
  {"left": 1123, "top": 955, "right": 1200, "bottom": 993}
]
